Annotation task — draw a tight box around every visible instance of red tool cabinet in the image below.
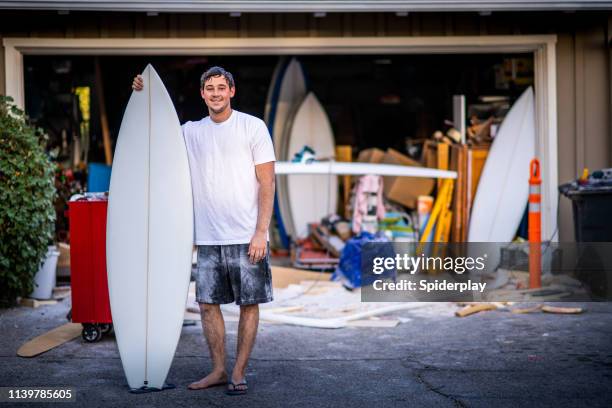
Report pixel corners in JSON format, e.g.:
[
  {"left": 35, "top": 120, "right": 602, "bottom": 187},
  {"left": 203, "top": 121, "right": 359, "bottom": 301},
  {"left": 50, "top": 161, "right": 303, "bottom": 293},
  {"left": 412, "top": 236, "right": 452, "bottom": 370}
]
[{"left": 68, "top": 194, "right": 113, "bottom": 342}]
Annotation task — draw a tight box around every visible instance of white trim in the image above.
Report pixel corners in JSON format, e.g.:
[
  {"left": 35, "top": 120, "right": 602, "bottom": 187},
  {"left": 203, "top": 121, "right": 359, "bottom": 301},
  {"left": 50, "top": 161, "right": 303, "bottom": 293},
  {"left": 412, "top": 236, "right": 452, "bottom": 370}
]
[
  {"left": 4, "top": 44, "right": 23, "bottom": 110},
  {"left": 1, "top": 35, "right": 558, "bottom": 241},
  {"left": 534, "top": 41, "right": 559, "bottom": 241},
  {"left": 0, "top": 1, "right": 610, "bottom": 12}
]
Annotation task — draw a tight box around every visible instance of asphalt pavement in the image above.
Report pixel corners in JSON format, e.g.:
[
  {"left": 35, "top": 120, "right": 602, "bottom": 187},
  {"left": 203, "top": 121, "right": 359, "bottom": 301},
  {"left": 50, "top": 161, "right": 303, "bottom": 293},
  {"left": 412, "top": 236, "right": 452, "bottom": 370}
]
[{"left": 1, "top": 297, "right": 611, "bottom": 408}]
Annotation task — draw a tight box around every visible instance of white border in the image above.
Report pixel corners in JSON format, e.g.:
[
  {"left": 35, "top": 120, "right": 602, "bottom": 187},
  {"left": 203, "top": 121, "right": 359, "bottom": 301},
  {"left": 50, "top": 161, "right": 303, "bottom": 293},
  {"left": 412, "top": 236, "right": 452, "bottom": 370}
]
[
  {"left": 2, "top": 35, "right": 558, "bottom": 240},
  {"left": 0, "top": 1, "right": 610, "bottom": 12}
]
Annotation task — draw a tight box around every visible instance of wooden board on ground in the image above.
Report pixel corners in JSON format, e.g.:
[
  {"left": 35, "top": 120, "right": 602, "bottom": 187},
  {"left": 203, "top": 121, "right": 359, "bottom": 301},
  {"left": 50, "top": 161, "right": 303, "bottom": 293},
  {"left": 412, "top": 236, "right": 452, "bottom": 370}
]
[
  {"left": 542, "top": 305, "right": 584, "bottom": 314},
  {"left": 455, "top": 303, "right": 497, "bottom": 317},
  {"left": 17, "top": 323, "right": 82, "bottom": 358},
  {"left": 52, "top": 286, "right": 71, "bottom": 300},
  {"left": 19, "top": 298, "right": 58, "bottom": 308},
  {"left": 271, "top": 266, "right": 330, "bottom": 288},
  {"left": 511, "top": 304, "right": 543, "bottom": 314},
  {"left": 264, "top": 305, "right": 305, "bottom": 314},
  {"left": 346, "top": 319, "right": 400, "bottom": 328}
]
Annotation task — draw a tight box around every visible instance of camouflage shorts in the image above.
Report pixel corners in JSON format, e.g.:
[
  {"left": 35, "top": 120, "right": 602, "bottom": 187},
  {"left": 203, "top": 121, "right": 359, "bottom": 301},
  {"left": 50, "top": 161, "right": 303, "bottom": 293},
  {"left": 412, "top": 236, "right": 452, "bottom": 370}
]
[{"left": 194, "top": 243, "right": 273, "bottom": 305}]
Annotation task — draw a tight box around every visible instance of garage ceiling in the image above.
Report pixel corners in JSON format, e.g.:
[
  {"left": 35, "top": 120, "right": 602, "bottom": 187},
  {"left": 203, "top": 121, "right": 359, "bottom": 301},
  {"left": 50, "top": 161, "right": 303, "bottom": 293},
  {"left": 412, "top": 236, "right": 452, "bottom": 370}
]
[{"left": 0, "top": 0, "right": 611, "bottom": 13}]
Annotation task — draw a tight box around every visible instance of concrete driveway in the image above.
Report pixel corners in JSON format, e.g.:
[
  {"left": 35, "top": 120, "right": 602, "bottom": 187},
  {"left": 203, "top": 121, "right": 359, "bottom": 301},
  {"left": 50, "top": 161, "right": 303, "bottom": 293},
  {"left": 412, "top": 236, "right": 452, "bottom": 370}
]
[{"left": 1, "top": 298, "right": 611, "bottom": 408}]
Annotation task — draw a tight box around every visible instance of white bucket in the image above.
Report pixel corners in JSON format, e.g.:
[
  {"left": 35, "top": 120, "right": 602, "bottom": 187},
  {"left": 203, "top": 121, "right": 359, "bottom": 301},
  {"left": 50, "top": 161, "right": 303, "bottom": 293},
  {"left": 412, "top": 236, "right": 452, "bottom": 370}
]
[{"left": 30, "top": 245, "right": 60, "bottom": 300}]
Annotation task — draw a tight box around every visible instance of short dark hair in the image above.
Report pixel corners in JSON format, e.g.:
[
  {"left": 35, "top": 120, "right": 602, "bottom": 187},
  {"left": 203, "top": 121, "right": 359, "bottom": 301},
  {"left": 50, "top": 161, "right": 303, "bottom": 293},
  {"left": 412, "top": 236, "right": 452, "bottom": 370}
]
[{"left": 200, "top": 66, "right": 235, "bottom": 89}]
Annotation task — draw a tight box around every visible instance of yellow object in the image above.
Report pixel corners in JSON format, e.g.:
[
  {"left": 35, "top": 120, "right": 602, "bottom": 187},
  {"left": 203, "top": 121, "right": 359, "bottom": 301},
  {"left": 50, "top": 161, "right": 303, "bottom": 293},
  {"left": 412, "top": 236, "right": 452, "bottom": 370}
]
[
  {"left": 436, "top": 143, "right": 449, "bottom": 190},
  {"left": 74, "top": 87, "right": 90, "bottom": 121},
  {"left": 438, "top": 209, "right": 453, "bottom": 242},
  {"left": 419, "top": 178, "right": 454, "bottom": 246},
  {"left": 580, "top": 168, "right": 589, "bottom": 181}
]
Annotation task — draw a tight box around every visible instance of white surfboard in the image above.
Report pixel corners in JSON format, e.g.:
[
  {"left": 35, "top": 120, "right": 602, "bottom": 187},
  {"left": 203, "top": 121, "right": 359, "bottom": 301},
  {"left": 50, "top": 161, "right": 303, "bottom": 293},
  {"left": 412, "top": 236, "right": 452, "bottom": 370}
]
[
  {"left": 274, "top": 58, "right": 308, "bottom": 241},
  {"left": 468, "top": 87, "right": 535, "bottom": 242},
  {"left": 285, "top": 92, "right": 338, "bottom": 239},
  {"left": 275, "top": 161, "right": 457, "bottom": 178},
  {"left": 273, "top": 58, "right": 307, "bottom": 160},
  {"left": 264, "top": 57, "right": 286, "bottom": 126},
  {"left": 106, "top": 65, "right": 193, "bottom": 391}
]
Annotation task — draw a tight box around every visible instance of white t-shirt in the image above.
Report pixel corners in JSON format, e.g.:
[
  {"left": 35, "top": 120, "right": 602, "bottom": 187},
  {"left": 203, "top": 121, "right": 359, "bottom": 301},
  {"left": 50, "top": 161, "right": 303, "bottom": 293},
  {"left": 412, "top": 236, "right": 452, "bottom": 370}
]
[{"left": 181, "top": 110, "right": 276, "bottom": 245}]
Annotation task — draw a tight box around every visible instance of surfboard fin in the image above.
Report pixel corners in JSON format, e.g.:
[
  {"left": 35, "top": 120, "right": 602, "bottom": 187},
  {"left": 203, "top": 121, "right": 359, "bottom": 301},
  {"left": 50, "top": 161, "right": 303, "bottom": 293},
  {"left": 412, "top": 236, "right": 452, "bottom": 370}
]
[{"left": 129, "top": 383, "right": 176, "bottom": 394}]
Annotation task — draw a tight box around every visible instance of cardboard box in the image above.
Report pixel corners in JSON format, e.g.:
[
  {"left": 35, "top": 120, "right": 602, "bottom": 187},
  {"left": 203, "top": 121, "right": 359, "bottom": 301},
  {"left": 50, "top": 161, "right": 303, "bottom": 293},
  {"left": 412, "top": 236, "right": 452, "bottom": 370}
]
[
  {"left": 357, "top": 148, "right": 385, "bottom": 164},
  {"left": 382, "top": 148, "right": 435, "bottom": 209}
]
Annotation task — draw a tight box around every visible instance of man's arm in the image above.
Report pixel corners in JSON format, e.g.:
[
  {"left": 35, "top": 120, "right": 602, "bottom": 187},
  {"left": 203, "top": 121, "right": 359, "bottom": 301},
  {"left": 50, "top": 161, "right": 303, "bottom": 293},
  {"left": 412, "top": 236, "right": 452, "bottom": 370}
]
[{"left": 249, "top": 161, "right": 275, "bottom": 263}]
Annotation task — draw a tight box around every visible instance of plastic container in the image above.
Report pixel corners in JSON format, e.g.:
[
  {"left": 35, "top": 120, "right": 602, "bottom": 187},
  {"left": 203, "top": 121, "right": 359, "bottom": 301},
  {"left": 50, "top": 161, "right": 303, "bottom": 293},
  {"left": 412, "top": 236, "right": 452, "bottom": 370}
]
[
  {"left": 87, "top": 163, "right": 112, "bottom": 192},
  {"left": 30, "top": 245, "right": 60, "bottom": 300},
  {"left": 68, "top": 193, "right": 113, "bottom": 342},
  {"left": 559, "top": 169, "right": 612, "bottom": 242}
]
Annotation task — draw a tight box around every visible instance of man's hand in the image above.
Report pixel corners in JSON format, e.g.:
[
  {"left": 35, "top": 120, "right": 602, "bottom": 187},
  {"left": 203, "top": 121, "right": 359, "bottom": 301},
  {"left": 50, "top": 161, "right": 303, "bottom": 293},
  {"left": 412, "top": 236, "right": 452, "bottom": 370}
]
[
  {"left": 248, "top": 231, "right": 267, "bottom": 264},
  {"left": 132, "top": 75, "right": 144, "bottom": 91}
]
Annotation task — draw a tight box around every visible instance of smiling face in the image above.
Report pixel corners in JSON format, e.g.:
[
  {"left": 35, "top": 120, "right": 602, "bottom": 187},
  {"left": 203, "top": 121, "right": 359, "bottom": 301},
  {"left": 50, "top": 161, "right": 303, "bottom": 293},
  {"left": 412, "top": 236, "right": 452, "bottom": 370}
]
[{"left": 200, "top": 75, "right": 235, "bottom": 115}]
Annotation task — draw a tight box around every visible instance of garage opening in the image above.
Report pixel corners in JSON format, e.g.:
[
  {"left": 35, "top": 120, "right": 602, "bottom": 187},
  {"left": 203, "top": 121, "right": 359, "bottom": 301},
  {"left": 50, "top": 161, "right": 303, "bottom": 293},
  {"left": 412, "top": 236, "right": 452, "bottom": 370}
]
[
  {"left": 24, "top": 53, "right": 533, "bottom": 258},
  {"left": 25, "top": 53, "right": 532, "bottom": 158}
]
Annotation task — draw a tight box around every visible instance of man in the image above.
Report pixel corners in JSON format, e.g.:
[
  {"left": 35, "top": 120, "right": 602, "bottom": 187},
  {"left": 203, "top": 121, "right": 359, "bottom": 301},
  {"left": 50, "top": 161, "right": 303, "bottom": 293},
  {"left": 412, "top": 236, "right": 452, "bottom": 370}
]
[{"left": 132, "top": 66, "right": 276, "bottom": 396}]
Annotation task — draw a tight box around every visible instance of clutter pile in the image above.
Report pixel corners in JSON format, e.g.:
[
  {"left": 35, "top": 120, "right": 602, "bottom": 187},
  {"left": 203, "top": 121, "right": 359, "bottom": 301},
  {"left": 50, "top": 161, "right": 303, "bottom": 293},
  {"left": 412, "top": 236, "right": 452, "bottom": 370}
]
[
  {"left": 280, "top": 126, "right": 494, "bottom": 285},
  {"left": 185, "top": 266, "right": 431, "bottom": 329}
]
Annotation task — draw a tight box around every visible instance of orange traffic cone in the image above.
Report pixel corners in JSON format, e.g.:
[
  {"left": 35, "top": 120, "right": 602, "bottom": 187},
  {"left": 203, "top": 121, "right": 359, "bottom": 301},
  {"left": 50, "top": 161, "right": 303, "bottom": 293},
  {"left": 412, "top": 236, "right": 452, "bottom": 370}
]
[{"left": 528, "top": 158, "right": 542, "bottom": 288}]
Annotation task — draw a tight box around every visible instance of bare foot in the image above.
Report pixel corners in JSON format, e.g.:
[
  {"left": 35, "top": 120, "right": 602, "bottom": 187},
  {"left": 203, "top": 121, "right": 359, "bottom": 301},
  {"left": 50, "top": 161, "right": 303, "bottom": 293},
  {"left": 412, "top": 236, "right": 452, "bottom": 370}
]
[{"left": 187, "top": 371, "right": 228, "bottom": 390}]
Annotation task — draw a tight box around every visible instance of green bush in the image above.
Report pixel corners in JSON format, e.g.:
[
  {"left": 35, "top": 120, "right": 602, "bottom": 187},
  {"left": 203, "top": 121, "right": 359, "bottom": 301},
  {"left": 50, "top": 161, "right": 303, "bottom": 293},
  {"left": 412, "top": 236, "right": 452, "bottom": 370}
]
[{"left": 0, "top": 96, "right": 56, "bottom": 307}]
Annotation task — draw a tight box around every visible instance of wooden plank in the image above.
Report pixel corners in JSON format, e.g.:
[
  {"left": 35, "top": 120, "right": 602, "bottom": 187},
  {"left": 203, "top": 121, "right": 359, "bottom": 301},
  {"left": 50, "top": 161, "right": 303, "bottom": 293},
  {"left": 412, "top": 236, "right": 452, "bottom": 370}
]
[
  {"left": 335, "top": 145, "right": 352, "bottom": 219},
  {"left": 422, "top": 140, "right": 437, "bottom": 168},
  {"left": 450, "top": 145, "right": 463, "bottom": 242},
  {"left": 511, "top": 304, "right": 543, "bottom": 314},
  {"left": 176, "top": 14, "right": 205, "bottom": 38},
  {"left": 143, "top": 14, "right": 169, "bottom": 38},
  {"left": 19, "top": 298, "right": 58, "bottom": 308},
  {"left": 264, "top": 305, "right": 305, "bottom": 314},
  {"left": 542, "top": 305, "right": 584, "bottom": 314},
  {"left": 316, "top": 13, "right": 344, "bottom": 37},
  {"left": 17, "top": 323, "right": 82, "bottom": 358},
  {"left": 271, "top": 266, "right": 329, "bottom": 289},
  {"left": 52, "top": 287, "right": 71, "bottom": 301},
  {"left": 352, "top": 13, "right": 377, "bottom": 36},
  {"left": 94, "top": 57, "right": 113, "bottom": 165},
  {"left": 244, "top": 13, "right": 275, "bottom": 37},
  {"left": 455, "top": 303, "right": 497, "bottom": 317},
  {"left": 437, "top": 142, "right": 449, "bottom": 190},
  {"left": 106, "top": 14, "right": 134, "bottom": 37},
  {"left": 470, "top": 146, "right": 489, "bottom": 205},
  {"left": 459, "top": 144, "right": 469, "bottom": 241}
]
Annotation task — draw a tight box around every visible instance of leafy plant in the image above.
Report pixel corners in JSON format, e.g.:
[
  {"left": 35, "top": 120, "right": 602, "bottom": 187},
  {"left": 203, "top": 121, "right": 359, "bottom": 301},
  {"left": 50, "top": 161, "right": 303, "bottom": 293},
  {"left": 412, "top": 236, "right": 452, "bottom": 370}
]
[{"left": 0, "top": 96, "right": 56, "bottom": 307}]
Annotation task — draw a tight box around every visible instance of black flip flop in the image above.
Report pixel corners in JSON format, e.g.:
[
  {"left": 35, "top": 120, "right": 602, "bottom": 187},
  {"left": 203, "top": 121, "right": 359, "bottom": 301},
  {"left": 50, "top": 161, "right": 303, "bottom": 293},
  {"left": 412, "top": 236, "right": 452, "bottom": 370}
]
[{"left": 225, "top": 379, "right": 248, "bottom": 396}]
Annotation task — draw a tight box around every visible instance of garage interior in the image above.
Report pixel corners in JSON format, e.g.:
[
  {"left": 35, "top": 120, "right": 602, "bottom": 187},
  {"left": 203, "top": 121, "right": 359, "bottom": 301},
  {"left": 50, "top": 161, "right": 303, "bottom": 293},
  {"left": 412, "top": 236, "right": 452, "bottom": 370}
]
[
  {"left": 24, "top": 53, "right": 534, "bottom": 264},
  {"left": 25, "top": 53, "right": 532, "bottom": 157}
]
